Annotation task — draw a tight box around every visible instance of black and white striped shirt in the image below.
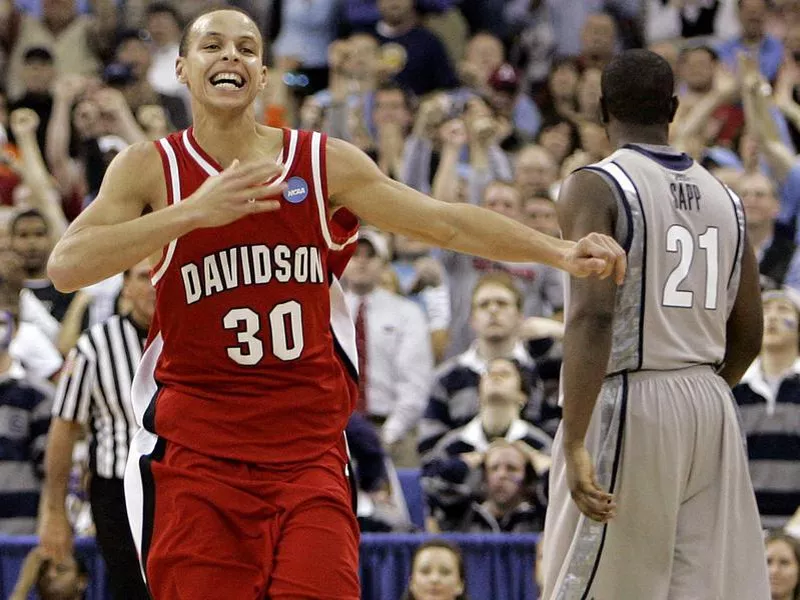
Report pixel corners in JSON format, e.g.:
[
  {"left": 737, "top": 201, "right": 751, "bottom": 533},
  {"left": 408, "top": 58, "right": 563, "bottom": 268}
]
[{"left": 53, "top": 314, "right": 147, "bottom": 479}]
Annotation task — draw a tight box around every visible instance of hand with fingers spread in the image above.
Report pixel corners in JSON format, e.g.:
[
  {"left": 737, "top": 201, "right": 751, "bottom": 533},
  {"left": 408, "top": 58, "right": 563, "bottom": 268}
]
[
  {"left": 184, "top": 159, "right": 286, "bottom": 229},
  {"left": 565, "top": 443, "right": 616, "bottom": 523},
  {"left": 563, "top": 232, "right": 627, "bottom": 284}
]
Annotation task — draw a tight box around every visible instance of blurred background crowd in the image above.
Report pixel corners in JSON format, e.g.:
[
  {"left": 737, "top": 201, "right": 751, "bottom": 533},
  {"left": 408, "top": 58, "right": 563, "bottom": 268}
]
[{"left": 1, "top": 0, "right": 800, "bottom": 598}]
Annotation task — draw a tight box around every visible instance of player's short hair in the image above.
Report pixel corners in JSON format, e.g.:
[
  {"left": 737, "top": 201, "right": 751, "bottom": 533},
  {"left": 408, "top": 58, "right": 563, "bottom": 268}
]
[
  {"left": 178, "top": 6, "right": 261, "bottom": 58},
  {"left": 471, "top": 272, "right": 523, "bottom": 312},
  {"left": 601, "top": 49, "right": 675, "bottom": 126},
  {"left": 9, "top": 208, "right": 48, "bottom": 236}
]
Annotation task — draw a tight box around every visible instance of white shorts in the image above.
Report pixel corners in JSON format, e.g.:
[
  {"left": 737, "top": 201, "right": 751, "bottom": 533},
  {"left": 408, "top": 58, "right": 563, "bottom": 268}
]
[{"left": 541, "top": 365, "right": 770, "bottom": 600}]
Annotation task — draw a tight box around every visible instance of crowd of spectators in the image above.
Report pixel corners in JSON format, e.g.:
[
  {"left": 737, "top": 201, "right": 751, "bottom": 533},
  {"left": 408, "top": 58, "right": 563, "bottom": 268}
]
[{"left": 1, "top": 0, "right": 800, "bottom": 598}]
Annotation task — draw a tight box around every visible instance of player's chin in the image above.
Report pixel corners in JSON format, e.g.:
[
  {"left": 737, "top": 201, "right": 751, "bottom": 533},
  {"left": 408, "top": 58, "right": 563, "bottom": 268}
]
[{"left": 203, "top": 86, "right": 255, "bottom": 108}]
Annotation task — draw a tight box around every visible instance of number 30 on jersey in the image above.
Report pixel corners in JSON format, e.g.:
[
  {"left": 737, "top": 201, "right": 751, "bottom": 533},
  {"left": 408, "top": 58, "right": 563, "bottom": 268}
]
[{"left": 223, "top": 301, "right": 304, "bottom": 364}]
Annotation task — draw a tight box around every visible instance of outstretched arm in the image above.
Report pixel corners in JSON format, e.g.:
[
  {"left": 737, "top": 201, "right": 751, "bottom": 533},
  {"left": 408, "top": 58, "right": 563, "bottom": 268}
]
[
  {"left": 556, "top": 169, "right": 619, "bottom": 523},
  {"left": 327, "top": 138, "right": 626, "bottom": 281},
  {"left": 48, "top": 144, "right": 285, "bottom": 292}
]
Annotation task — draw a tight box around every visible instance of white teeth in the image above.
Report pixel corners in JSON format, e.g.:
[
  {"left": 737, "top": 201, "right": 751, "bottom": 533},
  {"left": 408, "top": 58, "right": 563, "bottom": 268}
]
[
  {"left": 214, "top": 82, "right": 238, "bottom": 89},
  {"left": 211, "top": 72, "right": 244, "bottom": 87}
]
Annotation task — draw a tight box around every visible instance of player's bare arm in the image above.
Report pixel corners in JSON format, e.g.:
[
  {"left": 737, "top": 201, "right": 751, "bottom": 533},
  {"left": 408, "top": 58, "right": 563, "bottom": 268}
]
[
  {"left": 325, "top": 138, "right": 627, "bottom": 283},
  {"left": 47, "top": 142, "right": 284, "bottom": 292},
  {"left": 718, "top": 233, "right": 763, "bottom": 387},
  {"left": 558, "top": 169, "right": 620, "bottom": 523}
]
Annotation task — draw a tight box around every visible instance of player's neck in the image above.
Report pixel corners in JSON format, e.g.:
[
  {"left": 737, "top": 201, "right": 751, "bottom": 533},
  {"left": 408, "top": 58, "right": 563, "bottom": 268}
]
[
  {"left": 761, "top": 349, "right": 798, "bottom": 379},
  {"left": 191, "top": 109, "right": 277, "bottom": 166},
  {"left": 476, "top": 337, "right": 517, "bottom": 362},
  {"left": 609, "top": 123, "right": 669, "bottom": 149}
]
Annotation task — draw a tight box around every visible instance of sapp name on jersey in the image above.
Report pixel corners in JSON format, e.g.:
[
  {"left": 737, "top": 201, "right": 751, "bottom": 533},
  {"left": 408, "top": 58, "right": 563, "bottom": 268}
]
[{"left": 180, "top": 244, "right": 324, "bottom": 305}]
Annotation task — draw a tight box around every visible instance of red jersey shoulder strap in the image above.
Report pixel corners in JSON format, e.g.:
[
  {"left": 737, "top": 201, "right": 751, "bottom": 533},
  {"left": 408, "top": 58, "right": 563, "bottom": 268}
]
[
  {"left": 304, "top": 130, "right": 358, "bottom": 252},
  {"left": 152, "top": 132, "right": 184, "bottom": 207}
]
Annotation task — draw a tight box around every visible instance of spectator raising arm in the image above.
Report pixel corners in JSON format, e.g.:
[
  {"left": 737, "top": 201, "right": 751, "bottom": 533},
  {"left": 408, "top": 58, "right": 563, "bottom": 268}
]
[
  {"left": 740, "top": 53, "right": 798, "bottom": 185},
  {"left": 774, "top": 53, "right": 800, "bottom": 134},
  {"left": 46, "top": 76, "right": 90, "bottom": 199},
  {"left": 10, "top": 109, "right": 68, "bottom": 241},
  {"left": 431, "top": 118, "right": 467, "bottom": 203}
]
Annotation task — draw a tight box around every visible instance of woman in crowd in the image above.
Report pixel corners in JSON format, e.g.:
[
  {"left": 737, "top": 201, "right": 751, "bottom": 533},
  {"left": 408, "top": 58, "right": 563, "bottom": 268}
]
[
  {"left": 402, "top": 539, "right": 470, "bottom": 600},
  {"left": 767, "top": 531, "right": 800, "bottom": 600}
]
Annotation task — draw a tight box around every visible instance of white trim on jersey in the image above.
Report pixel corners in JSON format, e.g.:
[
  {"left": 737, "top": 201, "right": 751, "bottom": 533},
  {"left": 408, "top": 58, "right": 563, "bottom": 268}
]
[
  {"left": 329, "top": 275, "right": 358, "bottom": 373},
  {"left": 600, "top": 161, "right": 637, "bottom": 198},
  {"left": 182, "top": 129, "right": 218, "bottom": 176},
  {"left": 124, "top": 426, "right": 157, "bottom": 584},
  {"left": 181, "top": 129, "right": 300, "bottom": 188},
  {"left": 152, "top": 139, "right": 183, "bottom": 286},
  {"left": 131, "top": 332, "right": 163, "bottom": 427},
  {"left": 277, "top": 129, "right": 299, "bottom": 185},
  {"left": 125, "top": 329, "right": 164, "bottom": 581},
  {"left": 311, "top": 132, "right": 359, "bottom": 251}
]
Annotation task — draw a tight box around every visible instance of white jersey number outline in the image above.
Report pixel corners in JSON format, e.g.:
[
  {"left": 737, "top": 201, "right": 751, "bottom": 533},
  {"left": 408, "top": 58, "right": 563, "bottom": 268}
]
[
  {"left": 662, "top": 225, "right": 719, "bottom": 310},
  {"left": 223, "top": 301, "right": 304, "bottom": 364}
]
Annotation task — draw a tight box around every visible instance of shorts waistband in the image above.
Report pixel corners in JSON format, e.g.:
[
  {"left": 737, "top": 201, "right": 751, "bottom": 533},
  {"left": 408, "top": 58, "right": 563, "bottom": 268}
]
[{"left": 612, "top": 364, "right": 717, "bottom": 384}]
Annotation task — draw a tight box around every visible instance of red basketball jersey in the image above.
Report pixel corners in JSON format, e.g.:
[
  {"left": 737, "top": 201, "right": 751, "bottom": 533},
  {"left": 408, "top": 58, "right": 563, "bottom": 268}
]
[{"left": 131, "top": 127, "right": 360, "bottom": 464}]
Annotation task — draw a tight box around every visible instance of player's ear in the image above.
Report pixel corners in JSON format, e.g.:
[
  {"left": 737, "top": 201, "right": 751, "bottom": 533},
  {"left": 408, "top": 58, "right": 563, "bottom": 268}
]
[
  {"left": 176, "top": 57, "right": 188, "bottom": 85},
  {"left": 258, "top": 65, "right": 268, "bottom": 91},
  {"left": 599, "top": 97, "right": 609, "bottom": 125},
  {"left": 668, "top": 96, "right": 679, "bottom": 123}
]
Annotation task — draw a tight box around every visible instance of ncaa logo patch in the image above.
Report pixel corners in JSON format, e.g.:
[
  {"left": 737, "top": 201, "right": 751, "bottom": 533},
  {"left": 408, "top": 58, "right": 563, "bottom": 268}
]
[{"left": 283, "top": 176, "right": 309, "bottom": 204}]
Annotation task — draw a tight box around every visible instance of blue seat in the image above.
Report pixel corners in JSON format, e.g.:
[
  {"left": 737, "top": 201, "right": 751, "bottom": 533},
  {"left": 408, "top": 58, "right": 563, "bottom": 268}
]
[{"left": 396, "top": 467, "right": 425, "bottom": 530}]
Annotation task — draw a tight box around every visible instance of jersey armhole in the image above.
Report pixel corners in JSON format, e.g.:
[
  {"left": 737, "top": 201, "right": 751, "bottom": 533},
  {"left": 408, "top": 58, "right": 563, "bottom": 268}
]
[
  {"left": 578, "top": 165, "right": 633, "bottom": 252},
  {"left": 150, "top": 137, "right": 183, "bottom": 285},
  {"left": 310, "top": 131, "right": 359, "bottom": 251}
]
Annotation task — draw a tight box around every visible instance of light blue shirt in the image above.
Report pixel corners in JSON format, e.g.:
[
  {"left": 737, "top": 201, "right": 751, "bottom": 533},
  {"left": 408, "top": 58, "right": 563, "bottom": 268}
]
[
  {"left": 272, "top": 0, "right": 340, "bottom": 68},
  {"left": 547, "top": 0, "right": 640, "bottom": 57},
  {"left": 716, "top": 34, "right": 784, "bottom": 82}
]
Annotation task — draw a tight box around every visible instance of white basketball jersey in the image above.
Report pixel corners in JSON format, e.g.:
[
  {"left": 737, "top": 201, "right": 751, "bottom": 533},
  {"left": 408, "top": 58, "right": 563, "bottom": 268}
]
[{"left": 578, "top": 144, "right": 746, "bottom": 374}]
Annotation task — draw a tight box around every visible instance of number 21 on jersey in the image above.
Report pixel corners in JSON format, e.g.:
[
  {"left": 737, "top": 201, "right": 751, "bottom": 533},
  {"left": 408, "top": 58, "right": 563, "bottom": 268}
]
[
  {"left": 223, "top": 301, "right": 304, "bottom": 364},
  {"left": 662, "top": 224, "right": 720, "bottom": 310}
]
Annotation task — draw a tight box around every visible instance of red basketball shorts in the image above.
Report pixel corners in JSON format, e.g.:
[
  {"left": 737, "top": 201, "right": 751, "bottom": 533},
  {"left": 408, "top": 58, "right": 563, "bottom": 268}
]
[{"left": 125, "top": 431, "right": 360, "bottom": 599}]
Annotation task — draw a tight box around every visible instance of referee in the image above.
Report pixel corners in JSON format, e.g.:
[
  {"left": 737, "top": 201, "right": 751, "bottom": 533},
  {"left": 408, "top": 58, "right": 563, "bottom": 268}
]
[{"left": 38, "top": 260, "right": 153, "bottom": 600}]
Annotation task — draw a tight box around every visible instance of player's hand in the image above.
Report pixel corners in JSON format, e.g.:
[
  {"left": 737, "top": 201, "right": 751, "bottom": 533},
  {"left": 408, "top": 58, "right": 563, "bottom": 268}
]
[
  {"left": 564, "top": 232, "right": 626, "bottom": 285},
  {"left": 184, "top": 158, "right": 286, "bottom": 229},
  {"left": 564, "top": 443, "right": 616, "bottom": 523},
  {"left": 37, "top": 508, "right": 74, "bottom": 564}
]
